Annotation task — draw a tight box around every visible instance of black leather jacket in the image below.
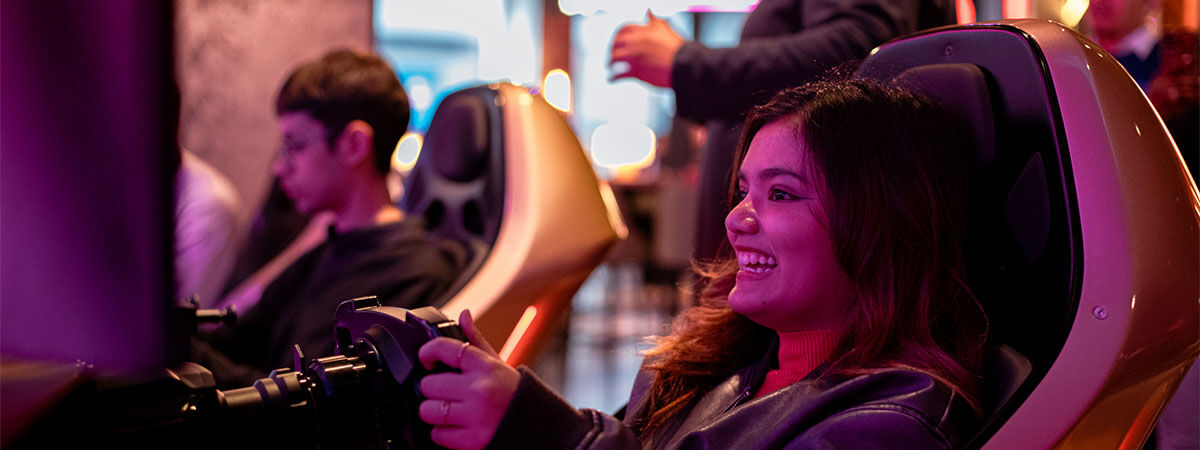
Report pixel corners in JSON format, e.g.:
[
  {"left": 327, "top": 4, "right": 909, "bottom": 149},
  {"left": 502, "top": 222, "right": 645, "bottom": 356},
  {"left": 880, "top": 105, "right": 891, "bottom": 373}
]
[{"left": 486, "top": 344, "right": 978, "bottom": 449}]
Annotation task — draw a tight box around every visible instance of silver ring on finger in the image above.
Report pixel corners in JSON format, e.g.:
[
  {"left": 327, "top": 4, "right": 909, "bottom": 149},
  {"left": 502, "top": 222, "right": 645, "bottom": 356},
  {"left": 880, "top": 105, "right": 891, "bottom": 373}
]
[
  {"left": 439, "top": 400, "right": 451, "bottom": 426},
  {"left": 455, "top": 341, "right": 470, "bottom": 367}
]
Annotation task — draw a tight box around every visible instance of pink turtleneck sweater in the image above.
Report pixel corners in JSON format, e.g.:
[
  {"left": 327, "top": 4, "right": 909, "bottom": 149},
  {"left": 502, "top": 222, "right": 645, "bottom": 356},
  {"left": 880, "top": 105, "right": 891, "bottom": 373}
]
[{"left": 754, "top": 329, "right": 842, "bottom": 398}]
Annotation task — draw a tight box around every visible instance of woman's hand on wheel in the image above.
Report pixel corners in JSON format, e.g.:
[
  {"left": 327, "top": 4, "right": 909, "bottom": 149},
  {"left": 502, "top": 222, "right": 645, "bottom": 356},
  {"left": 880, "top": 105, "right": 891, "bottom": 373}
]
[{"left": 417, "top": 310, "right": 520, "bottom": 450}]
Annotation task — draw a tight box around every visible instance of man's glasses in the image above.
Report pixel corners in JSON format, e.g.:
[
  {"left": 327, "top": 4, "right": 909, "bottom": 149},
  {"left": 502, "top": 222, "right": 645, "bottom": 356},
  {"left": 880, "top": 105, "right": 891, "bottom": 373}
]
[{"left": 278, "top": 130, "right": 335, "bottom": 160}]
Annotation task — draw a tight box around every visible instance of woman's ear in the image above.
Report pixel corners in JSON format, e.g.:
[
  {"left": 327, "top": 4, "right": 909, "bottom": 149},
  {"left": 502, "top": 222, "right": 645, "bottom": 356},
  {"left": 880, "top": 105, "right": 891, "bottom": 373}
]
[{"left": 334, "top": 119, "right": 375, "bottom": 167}]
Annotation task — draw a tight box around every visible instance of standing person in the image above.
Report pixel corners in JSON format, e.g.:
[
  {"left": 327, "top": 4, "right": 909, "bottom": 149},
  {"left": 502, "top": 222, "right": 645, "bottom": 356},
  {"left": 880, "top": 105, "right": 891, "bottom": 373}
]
[
  {"left": 415, "top": 79, "right": 987, "bottom": 449},
  {"left": 194, "top": 50, "right": 464, "bottom": 385},
  {"left": 609, "top": 0, "right": 957, "bottom": 261},
  {"left": 1086, "top": 0, "right": 1164, "bottom": 90},
  {"left": 1084, "top": 0, "right": 1197, "bottom": 174}
]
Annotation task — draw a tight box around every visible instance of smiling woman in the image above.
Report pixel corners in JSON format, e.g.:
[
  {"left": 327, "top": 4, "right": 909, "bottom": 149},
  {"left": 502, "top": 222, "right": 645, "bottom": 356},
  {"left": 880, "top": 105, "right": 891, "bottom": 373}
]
[
  {"left": 412, "top": 77, "right": 988, "bottom": 450},
  {"left": 725, "top": 120, "right": 855, "bottom": 333},
  {"left": 632, "top": 78, "right": 986, "bottom": 444}
]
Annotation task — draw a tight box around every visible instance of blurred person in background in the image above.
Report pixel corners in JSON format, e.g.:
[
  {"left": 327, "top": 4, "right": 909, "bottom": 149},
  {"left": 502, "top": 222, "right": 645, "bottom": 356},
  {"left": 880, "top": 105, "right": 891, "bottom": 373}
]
[
  {"left": 193, "top": 49, "right": 464, "bottom": 386},
  {"left": 1087, "top": 0, "right": 1164, "bottom": 89},
  {"left": 174, "top": 147, "right": 246, "bottom": 308},
  {"left": 1084, "top": 0, "right": 1196, "bottom": 173}
]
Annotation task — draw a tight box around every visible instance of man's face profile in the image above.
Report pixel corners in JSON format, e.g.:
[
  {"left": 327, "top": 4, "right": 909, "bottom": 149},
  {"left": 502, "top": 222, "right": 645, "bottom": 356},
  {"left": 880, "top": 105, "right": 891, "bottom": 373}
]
[{"left": 273, "top": 111, "right": 344, "bottom": 215}]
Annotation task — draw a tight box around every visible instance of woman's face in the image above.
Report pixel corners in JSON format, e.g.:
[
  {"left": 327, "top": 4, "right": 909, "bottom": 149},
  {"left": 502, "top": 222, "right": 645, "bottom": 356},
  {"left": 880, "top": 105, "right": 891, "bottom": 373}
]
[{"left": 725, "top": 120, "right": 855, "bottom": 332}]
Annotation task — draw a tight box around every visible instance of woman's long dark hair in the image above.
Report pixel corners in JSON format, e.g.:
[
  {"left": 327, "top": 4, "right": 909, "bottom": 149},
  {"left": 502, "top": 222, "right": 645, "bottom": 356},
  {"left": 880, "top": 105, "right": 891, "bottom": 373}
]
[{"left": 637, "top": 78, "right": 987, "bottom": 437}]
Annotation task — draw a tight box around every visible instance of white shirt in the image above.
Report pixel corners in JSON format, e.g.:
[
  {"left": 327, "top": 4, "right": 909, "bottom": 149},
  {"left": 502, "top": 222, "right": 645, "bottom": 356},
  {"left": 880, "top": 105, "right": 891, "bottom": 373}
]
[{"left": 174, "top": 149, "right": 246, "bottom": 307}]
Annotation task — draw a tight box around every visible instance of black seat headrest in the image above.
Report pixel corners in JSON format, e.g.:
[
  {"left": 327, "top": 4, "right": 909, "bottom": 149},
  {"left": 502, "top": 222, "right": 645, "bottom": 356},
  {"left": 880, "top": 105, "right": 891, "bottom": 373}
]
[
  {"left": 889, "top": 63, "right": 997, "bottom": 177},
  {"left": 401, "top": 86, "right": 505, "bottom": 246},
  {"left": 423, "top": 91, "right": 492, "bottom": 182}
]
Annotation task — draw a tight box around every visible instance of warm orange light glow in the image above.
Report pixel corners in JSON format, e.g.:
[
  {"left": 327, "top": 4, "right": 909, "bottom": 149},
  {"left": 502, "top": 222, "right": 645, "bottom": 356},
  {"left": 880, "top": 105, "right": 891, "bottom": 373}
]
[
  {"left": 498, "top": 305, "right": 538, "bottom": 362},
  {"left": 1060, "top": 0, "right": 1090, "bottom": 28},
  {"left": 957, "top": 0, "right": 977, "bottom": 24},
  {"left": 391, "top": 132, "right": 423, "bottom": 173},
  {"left": 543, "top": 69, "right": 572, "bottom": 112},
  {"left": 1004, "top": 0, "right": 1032, "bottom": 18},
  {"left": 1182, "top": 1, "right": 1198, "bottom": 32}
]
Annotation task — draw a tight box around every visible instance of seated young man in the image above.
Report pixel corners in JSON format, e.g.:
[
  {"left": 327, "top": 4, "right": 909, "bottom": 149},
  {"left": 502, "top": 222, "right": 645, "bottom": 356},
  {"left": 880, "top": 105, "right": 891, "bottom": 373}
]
[{"left": 195, "top": 50, "right": 463, "bottom": 385}]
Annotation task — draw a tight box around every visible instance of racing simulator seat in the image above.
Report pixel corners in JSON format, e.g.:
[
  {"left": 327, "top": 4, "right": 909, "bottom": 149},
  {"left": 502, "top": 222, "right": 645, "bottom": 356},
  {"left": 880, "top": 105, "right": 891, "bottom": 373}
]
[
  {"left": 401, "top": 83, "right": 627, "bottom": 367},
  {"left": 856, "top": 19, "right": 1198, "bottom": 448}
]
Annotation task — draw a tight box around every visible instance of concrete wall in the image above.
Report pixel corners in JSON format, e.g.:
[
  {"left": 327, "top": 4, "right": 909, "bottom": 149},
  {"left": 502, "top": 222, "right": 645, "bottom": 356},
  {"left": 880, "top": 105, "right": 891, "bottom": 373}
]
[{"left": 175, "top": 0, "right": 372, "bottom": 214}]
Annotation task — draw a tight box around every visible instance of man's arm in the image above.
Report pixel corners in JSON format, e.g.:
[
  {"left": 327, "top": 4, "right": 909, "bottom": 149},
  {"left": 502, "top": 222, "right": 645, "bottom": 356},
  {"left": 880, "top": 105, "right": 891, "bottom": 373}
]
[{"left": 672, "top": 0, "right": 931, "bottom": 123}]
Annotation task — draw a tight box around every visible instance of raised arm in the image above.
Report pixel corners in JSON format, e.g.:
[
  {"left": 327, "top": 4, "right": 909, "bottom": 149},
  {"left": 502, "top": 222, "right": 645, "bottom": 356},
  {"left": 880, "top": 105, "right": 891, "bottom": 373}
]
[
  {"left": 610, "top": 0, "right": 938, "bottom": 123},
  {"left": 672, "top": 0, "right": 932, "bottom": 123}
]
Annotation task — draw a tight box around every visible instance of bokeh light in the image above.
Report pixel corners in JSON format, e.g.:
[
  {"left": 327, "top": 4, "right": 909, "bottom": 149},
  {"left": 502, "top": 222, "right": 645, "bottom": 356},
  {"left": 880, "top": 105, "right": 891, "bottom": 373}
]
[
  {"left": 590, "top": 122, "right": 656, "bottom": 170},
  {"left": 543, "top": 69, "right": 572, "bottom": 112},
  {"left": 391, "top": 132, "right": 423, "bottom": 173}
]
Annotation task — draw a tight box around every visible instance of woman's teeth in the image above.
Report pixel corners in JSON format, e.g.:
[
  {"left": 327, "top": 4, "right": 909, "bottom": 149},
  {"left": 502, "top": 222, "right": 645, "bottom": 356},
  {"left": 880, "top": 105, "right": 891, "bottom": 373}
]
[{"left": 737, "top": 252, "right": 778, "bottom": 273}]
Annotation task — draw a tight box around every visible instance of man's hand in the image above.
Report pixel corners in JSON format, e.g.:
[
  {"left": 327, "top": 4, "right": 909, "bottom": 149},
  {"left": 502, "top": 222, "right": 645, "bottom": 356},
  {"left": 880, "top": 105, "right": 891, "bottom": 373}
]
[{"left": 609, "top": 11, "right": 686, "bottom": 88}]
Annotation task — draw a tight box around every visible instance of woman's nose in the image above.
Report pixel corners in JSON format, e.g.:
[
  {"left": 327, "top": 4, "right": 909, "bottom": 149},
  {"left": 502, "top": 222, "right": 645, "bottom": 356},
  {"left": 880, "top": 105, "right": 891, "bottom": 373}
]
[{"left": 725, "top": 199, "right": 759, "bottom": 234}]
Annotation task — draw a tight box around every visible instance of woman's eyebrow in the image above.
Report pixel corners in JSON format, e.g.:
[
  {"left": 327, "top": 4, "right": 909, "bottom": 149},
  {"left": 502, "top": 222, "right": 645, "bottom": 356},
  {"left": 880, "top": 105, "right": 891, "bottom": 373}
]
[
  {"left": 737, "top": 166, "right": 808, "bottom": 186},
  {"left": 758, "top": 166, "right": 806, "bottom": 183}
]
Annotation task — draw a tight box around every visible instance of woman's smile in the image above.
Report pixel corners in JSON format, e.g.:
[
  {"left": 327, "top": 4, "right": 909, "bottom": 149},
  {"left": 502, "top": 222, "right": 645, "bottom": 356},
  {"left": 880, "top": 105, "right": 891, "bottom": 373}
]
[{"left": 736, "top": 249, "right": 778, "bottom": 274}]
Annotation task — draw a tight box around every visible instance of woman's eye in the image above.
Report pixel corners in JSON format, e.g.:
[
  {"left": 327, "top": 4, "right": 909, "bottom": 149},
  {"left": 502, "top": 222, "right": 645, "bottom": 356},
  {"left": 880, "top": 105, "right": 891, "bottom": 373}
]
[
  {"left": 733, "top": 188, "right": 748, "bottom": 203},
  {"left": 770, "top": 189, "right": 797, "bottom": 201}
]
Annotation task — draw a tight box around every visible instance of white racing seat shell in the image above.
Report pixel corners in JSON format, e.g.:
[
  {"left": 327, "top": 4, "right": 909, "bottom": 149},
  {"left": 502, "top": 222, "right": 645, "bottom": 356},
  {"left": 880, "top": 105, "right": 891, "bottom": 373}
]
[
  {"left": 402, "top": 83, "right": 627, "bottom": 367},
  {"left": 858, "top": 19, "right": 1198, "bottom": 448}
]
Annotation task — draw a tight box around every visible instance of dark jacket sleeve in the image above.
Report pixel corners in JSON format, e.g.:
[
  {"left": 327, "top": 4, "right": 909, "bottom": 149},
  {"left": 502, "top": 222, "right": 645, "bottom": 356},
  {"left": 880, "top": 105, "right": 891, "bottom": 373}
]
[
  {"left": 191, "top": 248, "right": 321, "bottom": 386},
  {"left": 672, "top": 0, "right": 935, "bottom": 123},
  {"left": 486, "top": 367, "right": 642, "bottom": 450}
]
